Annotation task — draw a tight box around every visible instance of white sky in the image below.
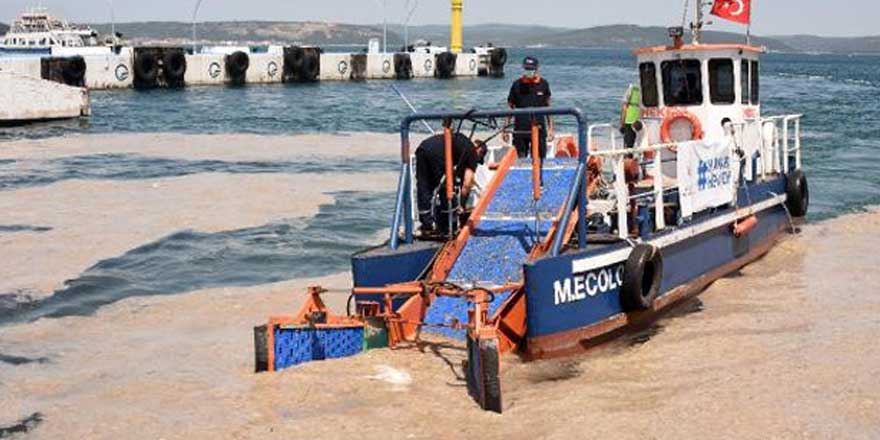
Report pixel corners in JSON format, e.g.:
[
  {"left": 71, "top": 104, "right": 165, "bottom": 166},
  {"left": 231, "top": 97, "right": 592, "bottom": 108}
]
[{"left": 2, "top": 0, "right": 876, "bottom": 37}]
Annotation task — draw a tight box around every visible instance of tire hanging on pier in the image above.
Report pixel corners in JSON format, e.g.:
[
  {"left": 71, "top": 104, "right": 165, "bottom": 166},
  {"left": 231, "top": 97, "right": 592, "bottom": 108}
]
[
  {"left": 41, "top": 56, "right": 87, "bottom": 87},
  {"left": 435, "top": 52, "right": 457, "bottom": 79},
  {"left": 162, "top": 50, "right": 187, "bottom": 88},
  {"left": 785, "top": 170, "right": 809, "bottom": 218},
  {"left": 620, "top": 244, "right": 663, "bottom": 311},
  {"left": 489, "top": 48, "right": 507, "bottom": 77},
  {"left": 283, "top": 46, "right": 321, "bottom": 83},
  {"left": 225, "top": 51, "right": 250, "bottom": 85},
  {"left": 133, "top": 49, "right": 159, "bottom": 89},
  {"left": 394, "top": 53, "right": 413, "bottom": 80}
]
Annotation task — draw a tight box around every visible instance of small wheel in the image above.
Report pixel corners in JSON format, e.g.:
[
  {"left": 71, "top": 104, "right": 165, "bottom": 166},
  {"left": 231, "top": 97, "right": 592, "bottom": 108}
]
[
  {"left": 621, "top": 244, "right": 664, "bottom": 311},
  {"left": 785, "top": 170, "right": 809, "bottom": 218}
]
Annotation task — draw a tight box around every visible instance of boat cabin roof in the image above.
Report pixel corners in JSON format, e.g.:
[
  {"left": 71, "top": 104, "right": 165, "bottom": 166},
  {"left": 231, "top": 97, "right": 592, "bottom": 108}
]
[{"left": 633, "top": 43, "right": 764, "bottom": 56}]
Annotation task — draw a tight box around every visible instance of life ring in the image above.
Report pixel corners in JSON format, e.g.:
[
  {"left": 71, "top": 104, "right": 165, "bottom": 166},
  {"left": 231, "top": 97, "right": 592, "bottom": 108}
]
[
  {"left": 785, "top": 169, "right": 809, "bottom": 217},
  {"left": 555, "top": 136, "right": 578, "bottom": 158},
  {"left": 620, "top": 244, "right": 663, "bottom": 311},
  {"left": 660, "top": 111, "right": 704, "bottom": 143}
]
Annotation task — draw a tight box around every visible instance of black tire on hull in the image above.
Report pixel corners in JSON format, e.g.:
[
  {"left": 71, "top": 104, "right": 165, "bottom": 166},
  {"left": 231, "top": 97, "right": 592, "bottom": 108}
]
[
  {"left": 621, "top": 244, "right": 664, "bottom": 311},
  {"left": 785, "top": 170, "right": 809, "bottom": 218}
]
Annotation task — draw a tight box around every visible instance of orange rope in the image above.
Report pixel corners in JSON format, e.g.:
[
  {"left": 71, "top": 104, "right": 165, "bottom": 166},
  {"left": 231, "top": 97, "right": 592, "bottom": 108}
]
[{"left": 531, "top": 122, "right": 541, "bottom": 201}]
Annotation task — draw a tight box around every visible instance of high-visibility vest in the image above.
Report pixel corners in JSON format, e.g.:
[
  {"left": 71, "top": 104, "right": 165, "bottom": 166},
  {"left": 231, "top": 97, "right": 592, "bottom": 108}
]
[{"left": 624, "top": 86, "right": 641, "bottom": 125}]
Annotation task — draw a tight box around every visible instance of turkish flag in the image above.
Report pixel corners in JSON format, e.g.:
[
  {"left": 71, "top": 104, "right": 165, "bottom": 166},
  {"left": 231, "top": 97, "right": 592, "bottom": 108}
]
[{"left": 710, "top": 0, "right": 751, "bottom": 25}]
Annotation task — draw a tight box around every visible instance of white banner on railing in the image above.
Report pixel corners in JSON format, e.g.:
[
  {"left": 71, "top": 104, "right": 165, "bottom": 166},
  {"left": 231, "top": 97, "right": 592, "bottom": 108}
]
[{"left": 677, "top": 139, "right": 735, "bottom": 218}]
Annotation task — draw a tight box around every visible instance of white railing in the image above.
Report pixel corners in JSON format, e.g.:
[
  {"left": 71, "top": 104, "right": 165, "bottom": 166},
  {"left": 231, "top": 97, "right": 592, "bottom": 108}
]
[{"left": 586, "top": 114, "right": 803, "bottom": 239}]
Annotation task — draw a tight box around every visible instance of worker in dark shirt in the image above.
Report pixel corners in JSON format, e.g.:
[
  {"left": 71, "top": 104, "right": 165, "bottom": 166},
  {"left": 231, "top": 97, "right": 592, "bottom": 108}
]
[
  {"left": 415, "top": 131, "right": 487, "bottom": 235},
  {"left": 503, "top": 56, "right": 554, "bottom": 159}
]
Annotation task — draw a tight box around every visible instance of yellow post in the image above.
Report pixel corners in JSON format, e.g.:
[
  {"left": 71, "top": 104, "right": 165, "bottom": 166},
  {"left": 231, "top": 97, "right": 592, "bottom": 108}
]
[{"left": 450, "top": 0, "right": 463, "bottom": 54}]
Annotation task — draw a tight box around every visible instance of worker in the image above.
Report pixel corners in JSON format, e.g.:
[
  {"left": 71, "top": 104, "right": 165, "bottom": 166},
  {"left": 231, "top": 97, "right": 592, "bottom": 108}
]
[
  {"left": 503, "top": 56, "right": 554, "bottom": 159},
  {"left": 620, "top": 84, "right": 642, "bottom": 149},
  {"left": 415, "top": 129, "right": 487, "bottom": 236}
]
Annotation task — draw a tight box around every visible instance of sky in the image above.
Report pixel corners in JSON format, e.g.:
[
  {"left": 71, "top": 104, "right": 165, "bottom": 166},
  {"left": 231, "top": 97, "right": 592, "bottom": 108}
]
[{"left": 2, "top": 0, "right": 876, "bottom": 37}]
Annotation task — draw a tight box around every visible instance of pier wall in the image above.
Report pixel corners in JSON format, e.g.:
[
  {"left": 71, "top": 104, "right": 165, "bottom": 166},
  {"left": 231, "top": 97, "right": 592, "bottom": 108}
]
[
  {"left": 0, "top": 47, "right": 505, "bottom": 90},
  {"left": 0, "top": 72, "right": 89, "bottom": 124},
  {"left": 318, "top": 53, "right": 351, "bottom": 81},
  {"left": 83, "top": 50, "right": 134, "bottom": 89}
]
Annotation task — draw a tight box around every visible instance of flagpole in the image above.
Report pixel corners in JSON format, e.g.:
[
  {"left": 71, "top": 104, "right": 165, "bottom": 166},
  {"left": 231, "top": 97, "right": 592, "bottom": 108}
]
[{"left": 746, "top": 0, "right": 753, "bottom": 45}]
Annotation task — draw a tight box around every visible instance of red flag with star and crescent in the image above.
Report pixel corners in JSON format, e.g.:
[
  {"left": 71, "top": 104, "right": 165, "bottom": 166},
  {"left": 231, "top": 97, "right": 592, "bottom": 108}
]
[{"left": 710, "top": 0, "right": 751, "bottom": 25}]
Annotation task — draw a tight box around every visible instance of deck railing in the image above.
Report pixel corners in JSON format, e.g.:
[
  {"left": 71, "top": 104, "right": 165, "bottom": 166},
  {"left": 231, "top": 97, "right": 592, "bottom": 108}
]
[{"left": 586, "top": 113, "right": 804, "bottom": 240}]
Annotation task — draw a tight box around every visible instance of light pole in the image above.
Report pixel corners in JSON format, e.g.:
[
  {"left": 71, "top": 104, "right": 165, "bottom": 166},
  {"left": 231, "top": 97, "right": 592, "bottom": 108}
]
[
  {"left": 192, "top": 0, "right": 205, "bottom": 53},
  {"left": 373, "top": 0, "right": 387, "bottom": 53},
  {"left": 106, "top": 0, "right": 115, "bottom": 41},
  {"left": 403, "top": 0, "right": 419, "bottom": 50}
]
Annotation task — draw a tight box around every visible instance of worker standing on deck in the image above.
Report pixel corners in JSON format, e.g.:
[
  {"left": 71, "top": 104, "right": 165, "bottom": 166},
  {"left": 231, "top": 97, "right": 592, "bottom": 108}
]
[
  {"left": 415, "top": 129, "right": 487, "bottom": 236},
  {"left": 620, "top": 84, "right": 642, "bottom": 149},
  {"left": 503, "top": 56, "right": 554, "bottom": 159}
]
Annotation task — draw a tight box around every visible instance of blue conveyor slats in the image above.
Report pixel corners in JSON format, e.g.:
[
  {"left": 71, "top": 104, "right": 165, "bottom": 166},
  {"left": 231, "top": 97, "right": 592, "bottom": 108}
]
[{"left": 424, "top": 158, "right": 580, "bottom": 339}]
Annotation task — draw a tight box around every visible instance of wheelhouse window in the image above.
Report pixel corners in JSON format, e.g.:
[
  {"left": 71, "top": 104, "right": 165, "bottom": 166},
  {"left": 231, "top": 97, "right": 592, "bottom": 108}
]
[
  {"left": 662, "top": 59, "right": 703, "bottom": 106},
  {"left": 741, "top": 60, "right": 750, "bottom": 104},
  {"left": 750, "top": 61, "right": 760, "bottom": 104},
  {"left": 709, "top": 59, "right": 735, "bottom": 104},
  {"left": 639, "top": 62, "right": 659, "bottom": 107}
]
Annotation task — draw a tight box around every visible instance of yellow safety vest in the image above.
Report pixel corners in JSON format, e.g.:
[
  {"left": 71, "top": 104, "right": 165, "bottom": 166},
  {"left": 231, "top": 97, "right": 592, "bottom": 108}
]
[{"left": 625, "top": 86, "right": 641, "bottom": 125}]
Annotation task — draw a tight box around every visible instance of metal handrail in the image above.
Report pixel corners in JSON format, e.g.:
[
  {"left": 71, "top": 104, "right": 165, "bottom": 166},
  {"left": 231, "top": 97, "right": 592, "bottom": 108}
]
[{"left": 391, "top": 107, "right": 589, "bottom": 257}]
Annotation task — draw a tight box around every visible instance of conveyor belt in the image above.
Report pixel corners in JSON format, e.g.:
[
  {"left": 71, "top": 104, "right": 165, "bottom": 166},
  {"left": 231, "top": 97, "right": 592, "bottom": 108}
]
[{"left": 424, "top": 158, "right": 579, "bottom": 339}]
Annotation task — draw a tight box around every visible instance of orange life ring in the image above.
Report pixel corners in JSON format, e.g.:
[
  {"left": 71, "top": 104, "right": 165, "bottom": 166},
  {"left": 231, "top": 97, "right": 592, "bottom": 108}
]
[
  {"left": 660, "top": 111, "right": 704, "bottom": 144},
  {"left": 555, "top": 136, "right": 578, "bottom": 158}
]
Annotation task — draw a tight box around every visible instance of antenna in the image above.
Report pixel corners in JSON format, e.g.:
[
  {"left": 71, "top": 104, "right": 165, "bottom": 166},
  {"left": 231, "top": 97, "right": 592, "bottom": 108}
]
[{"left": 690, "top": 0, "right": 714, "bottom": 44}]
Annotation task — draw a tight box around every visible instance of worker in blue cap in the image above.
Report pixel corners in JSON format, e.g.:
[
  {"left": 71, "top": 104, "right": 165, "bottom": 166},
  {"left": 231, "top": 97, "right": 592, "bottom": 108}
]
[{"left": 503, "top": 56, "right": 554, "bottom": 159}]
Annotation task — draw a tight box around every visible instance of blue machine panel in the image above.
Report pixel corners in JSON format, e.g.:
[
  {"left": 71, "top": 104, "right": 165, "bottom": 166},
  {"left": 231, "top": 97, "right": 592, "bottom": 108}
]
[{"left": 273, "top": 326, "right": 364, "bottom": 371}]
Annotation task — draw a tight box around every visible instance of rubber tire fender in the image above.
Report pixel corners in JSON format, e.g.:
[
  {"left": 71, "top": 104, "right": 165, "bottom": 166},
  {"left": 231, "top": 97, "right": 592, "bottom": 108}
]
[
  {"left": 286, "top": 47, "right": 305, "bottom": 72},
  {"left": 620, "top": 244, "right": 664, "bottom": 311},
  {"left": 302, "top": 52, "right": 319, "bottom": 81},
  {"left": 162, "top": 51, "right": 187, "bottom": 83},
  {"left": 226, "top": 51, "right": 250, "bottom": 78},
  {"left": 490, "top": 48, "right": 507, "bottom": 67},
  {"left": 785, "top": 169, "right": 809, "bottom": 218},
  {"left": 62, "top": 56, "right": 87, "bottom": 84},
  {"left": 134, "top": 52, "right": 158, "bottom": 83}
]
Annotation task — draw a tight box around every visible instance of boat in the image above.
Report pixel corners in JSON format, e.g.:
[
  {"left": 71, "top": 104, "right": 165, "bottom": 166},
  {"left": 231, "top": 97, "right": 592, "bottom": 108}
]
[
  {"left": 253, "top": 3, "right": 809, "bottom": 413},
  {"left": 0, "top": 7, "right": 112, "bottom": 56}
]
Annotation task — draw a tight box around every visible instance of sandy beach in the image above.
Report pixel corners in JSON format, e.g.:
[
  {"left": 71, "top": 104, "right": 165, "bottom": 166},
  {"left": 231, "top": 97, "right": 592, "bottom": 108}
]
[{"left": 1, "top": 134, "right": 879, "bottom": 439}]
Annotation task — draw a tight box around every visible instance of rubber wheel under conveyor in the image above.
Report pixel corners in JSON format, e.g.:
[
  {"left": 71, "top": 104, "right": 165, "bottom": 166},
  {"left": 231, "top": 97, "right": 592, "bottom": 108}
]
[{"left": 424, "top": 158, "right": 580, "bottom": 339}]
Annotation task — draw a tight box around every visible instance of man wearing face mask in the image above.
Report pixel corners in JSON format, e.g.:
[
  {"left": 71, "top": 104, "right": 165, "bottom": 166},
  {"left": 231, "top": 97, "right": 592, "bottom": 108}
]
[{"left": 503, "top": 56, "right": 554, "bottom": 159}]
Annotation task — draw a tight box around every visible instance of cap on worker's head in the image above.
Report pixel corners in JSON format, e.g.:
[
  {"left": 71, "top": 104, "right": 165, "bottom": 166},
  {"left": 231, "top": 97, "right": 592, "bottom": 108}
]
[{"left": 522, "top": 56, "right": 539, "bottom": 71}]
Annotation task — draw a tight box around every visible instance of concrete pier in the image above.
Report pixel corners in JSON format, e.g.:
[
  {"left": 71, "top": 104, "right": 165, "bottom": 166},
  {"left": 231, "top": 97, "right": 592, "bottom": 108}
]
[{"left": 0, "top": 72, "right": 90, "bottom": 125}]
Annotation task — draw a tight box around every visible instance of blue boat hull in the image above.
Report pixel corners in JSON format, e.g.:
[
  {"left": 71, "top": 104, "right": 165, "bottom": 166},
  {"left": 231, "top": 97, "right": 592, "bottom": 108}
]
[{"left": 522, "top": 177, "right": 791, "bottom": 358}]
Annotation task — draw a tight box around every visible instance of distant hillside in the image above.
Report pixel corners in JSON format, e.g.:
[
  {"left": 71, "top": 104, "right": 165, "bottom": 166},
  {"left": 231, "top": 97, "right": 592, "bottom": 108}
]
[
  {"left": 519, "top": 25, "right": 794, "bottom": 51},
  {"left": 86, "top": 21, "right": 878, "bottom": 54},
  {"left": 0, "top": 23, "right": 8, "bottom": 35},
  {"left": 772, "top": 35, "right": 880, "bottom": 54},
  {"left": 91, "top": 21, "right": 400, "bottom": 46}
]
